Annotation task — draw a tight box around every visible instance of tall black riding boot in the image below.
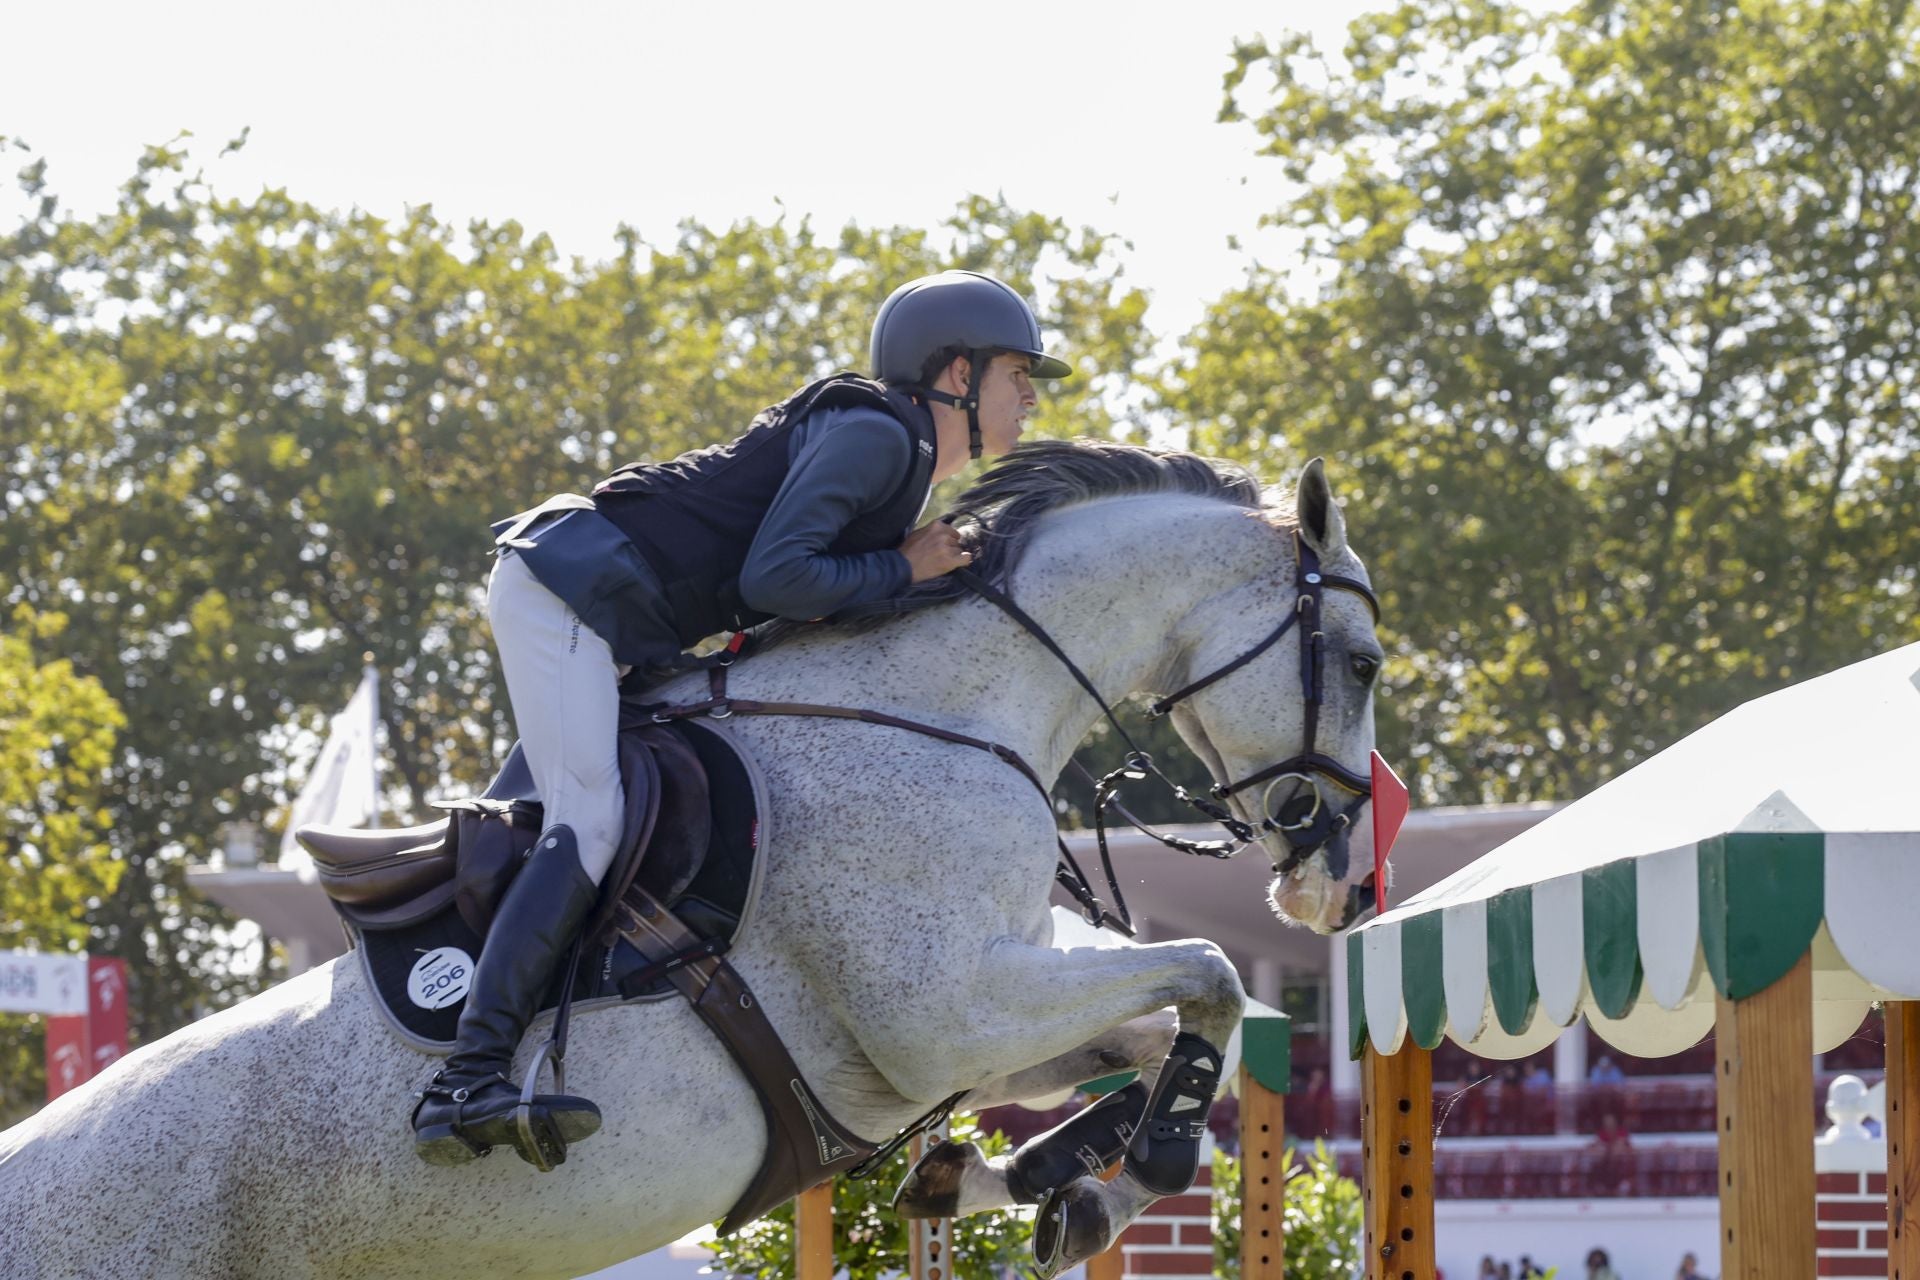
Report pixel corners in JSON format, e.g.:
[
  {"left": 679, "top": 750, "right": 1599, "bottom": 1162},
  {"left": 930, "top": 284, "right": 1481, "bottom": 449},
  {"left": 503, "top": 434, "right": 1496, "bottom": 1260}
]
[{"left": 412, "top": 825, "right": 603, "bottom": 1169}]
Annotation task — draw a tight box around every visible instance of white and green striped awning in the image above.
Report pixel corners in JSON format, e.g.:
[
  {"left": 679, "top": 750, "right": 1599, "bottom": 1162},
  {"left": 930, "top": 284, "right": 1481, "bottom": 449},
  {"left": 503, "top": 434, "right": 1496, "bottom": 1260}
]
[{"left": 1348, "top": 641, "right": 1920, "bottom": 1061}]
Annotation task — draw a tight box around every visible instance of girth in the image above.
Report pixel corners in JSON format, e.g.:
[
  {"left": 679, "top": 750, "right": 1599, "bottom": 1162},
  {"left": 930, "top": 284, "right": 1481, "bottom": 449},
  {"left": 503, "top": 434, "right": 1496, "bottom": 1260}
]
[{"left": 612, "top": 886, "right": 878, "bottom": 1233}]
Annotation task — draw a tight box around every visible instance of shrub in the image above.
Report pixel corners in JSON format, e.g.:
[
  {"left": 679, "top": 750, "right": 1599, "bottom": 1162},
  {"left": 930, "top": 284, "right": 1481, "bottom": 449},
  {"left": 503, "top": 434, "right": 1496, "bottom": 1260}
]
[
  {"left": 702, "top": 1114, "right": 1032, "bottom": 1278},
  {"left": 1213, "top": 1140, "right": 1364, "bottom": 1280}
]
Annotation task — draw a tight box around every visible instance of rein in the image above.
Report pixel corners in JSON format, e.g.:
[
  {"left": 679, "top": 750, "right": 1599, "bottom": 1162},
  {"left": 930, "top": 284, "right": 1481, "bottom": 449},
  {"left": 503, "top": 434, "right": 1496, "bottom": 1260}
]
[
  {"left": 641, "top": 527, "right": 1381, "bottom": 937},
  {"left": 955, "top": 529, "right": 1383, "bottom": 888},
  {"left": 639, "top": 660, "right": 1138, "bottom": 936}
]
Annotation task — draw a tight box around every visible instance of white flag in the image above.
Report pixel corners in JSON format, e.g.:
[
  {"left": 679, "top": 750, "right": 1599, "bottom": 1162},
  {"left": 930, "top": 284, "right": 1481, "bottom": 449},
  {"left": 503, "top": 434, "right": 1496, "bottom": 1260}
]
[
  {"left": 0, "top": 950, "right": 88, "bottom": 1015},
  {"left": 279, "top": 667, "right": 381, "bottom": 868}
]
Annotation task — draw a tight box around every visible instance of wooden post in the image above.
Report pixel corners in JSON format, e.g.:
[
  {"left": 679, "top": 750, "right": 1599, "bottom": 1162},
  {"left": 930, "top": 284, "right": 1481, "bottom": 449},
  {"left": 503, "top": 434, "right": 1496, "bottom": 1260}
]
[
  {"left": 795, "top": 1181, "right": 834, "bottom": 1280},
  {"left": 1361, "top": 1043, "right": 1435, "bottom": 1280},
  {"left": 1240, "top": 1009, "right": 1293, "bottom": 1280},
  {"left": 1888, "top": 1001, "right": 1920, "bottom": 1280},
  {"left": 1713, "top": 949, "right": 1814, "bottom": 1279},
  {"left": 907, "top": 1129, "right": 952, "bottom": 1280},
  {"left": 1240, "top": 1063, "right": 1288, "bottom": 1280}
]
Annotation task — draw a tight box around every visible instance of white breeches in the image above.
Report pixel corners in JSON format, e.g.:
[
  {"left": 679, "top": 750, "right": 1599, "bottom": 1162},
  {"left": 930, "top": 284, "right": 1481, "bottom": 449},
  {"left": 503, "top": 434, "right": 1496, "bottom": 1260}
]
[{"left": 487, "top": 549, "right": 627, "bottom": 884}]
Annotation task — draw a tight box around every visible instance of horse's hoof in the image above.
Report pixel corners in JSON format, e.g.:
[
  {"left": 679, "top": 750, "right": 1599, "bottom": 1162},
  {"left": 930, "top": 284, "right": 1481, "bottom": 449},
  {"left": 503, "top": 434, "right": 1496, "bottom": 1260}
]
[
  {"left": 892, "top": 1139, "right": 987, "bottom": 1218},
  {"left": 1030, "top": 1177, "right": 1113, "bottom": 1279}
]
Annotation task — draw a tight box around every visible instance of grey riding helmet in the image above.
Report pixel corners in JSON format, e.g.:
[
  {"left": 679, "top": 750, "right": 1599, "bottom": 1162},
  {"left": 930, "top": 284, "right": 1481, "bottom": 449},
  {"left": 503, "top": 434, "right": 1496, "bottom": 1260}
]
[{"left": 870, "top": 270, "right": 1072, "bottom": 457}]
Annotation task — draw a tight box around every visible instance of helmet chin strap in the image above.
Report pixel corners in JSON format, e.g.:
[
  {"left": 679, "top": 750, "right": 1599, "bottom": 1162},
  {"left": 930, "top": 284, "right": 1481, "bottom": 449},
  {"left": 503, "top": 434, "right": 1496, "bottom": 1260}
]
[{"left": 921, "top": 349, "right": 989, "bottom": 459}]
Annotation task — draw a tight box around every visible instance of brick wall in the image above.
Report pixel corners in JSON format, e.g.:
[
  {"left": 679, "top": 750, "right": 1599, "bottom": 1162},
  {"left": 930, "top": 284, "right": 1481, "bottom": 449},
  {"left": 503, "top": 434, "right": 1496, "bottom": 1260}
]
[
  {"left": 1816, "top": 1170, "right": 1888, "bottom": 1277},
  {"left": 1111, "top": 1158, "right": 1217, "bottom": 1278}
]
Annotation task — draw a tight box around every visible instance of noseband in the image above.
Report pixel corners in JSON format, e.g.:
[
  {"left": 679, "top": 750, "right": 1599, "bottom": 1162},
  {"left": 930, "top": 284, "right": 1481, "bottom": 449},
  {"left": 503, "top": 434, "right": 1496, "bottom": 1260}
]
[
  {"left": 1146, "top": 533, "right": 1381, "bottom": 875},
  {"left": 956, "top": 528, "right": 1382, "bottom": 929}
]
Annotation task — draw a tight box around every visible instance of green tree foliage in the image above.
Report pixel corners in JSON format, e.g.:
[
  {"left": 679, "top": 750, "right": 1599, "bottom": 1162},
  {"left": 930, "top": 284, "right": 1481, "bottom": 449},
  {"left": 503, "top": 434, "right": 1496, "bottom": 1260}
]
[
  {"left": 1212, "top": 1141, "right": 1363, "bottom": 1280},
  {"left": 0, "top": 134, "right": 1149, "bottom": 1065},
  {"left": 1176, "top": 0, "right": 1920, "bottom": 803},
  {"left": 0, "top": 608, "right": 124, "bottom": 1124},
  {"left": 701, "top": 1114, "right": 1029, "bottom": 1279}
]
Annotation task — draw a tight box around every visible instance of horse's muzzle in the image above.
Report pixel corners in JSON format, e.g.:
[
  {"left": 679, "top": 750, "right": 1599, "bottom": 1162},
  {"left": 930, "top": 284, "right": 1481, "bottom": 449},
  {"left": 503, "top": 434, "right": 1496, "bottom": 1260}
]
[{"left": 1335, "top": 876, "right": 1377, "bottom": 932}]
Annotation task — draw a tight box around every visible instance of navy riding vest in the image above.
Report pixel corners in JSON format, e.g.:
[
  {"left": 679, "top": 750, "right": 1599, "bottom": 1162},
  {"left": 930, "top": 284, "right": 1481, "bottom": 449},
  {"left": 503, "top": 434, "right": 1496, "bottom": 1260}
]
[{"left": 592, "top": 374, "right": 937, "bottom": 647}]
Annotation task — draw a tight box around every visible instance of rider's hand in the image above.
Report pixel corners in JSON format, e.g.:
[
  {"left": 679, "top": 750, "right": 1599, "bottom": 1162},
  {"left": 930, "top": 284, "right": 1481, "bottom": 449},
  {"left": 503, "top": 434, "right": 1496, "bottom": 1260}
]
[{"left": 900, "top": 521, "right": 975, "bottom": 583}]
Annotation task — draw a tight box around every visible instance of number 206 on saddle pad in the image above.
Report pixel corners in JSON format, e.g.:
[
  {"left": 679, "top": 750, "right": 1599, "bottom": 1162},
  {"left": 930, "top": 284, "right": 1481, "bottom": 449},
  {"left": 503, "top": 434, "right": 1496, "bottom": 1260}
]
[{"left": 298, "top": 718, "right": 764, "bottom": 1051}]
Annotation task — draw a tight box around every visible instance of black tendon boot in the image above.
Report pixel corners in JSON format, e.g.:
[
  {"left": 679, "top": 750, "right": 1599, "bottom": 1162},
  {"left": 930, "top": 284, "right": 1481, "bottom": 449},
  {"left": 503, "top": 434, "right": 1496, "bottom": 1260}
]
[
  {"left": 413, "top": 825, "right": 603, "bottom": 1168},
  {"left": 1006, "top": 1081, "right": 1150, "bottom": 1203},
  {"left": 1123, "top": 1032, "right": 1225, "bottom": 1197}
]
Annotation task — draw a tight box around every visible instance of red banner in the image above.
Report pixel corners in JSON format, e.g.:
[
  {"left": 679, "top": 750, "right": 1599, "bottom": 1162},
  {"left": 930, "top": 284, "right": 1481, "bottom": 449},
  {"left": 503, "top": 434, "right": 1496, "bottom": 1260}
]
[
  {"left": 43, "top": 1015, "right": 90, "bottom": 1100},
  {"left": 88, "top": 957, "right": 128, "bottom": 1075},
  {"left": 44, "top": 957, "right": 129, "bottom": 1101}
]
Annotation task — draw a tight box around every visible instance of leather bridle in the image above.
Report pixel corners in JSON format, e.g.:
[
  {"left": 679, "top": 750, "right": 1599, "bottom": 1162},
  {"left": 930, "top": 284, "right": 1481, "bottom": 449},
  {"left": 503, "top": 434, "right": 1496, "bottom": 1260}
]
[
  {"left": 642, "top": 529, "right": 1384, "bottom": 937},
  {"left": 957, "top": 529, "right": 1381, "bottom": 895},
  {"left": 1145, "top": 531, "right": 1381, "bottom": 872}
]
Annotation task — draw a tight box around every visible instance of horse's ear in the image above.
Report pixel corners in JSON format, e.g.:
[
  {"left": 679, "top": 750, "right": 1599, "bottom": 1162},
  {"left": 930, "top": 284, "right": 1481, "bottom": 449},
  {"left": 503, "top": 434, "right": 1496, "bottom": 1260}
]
[{"left": 1296, "top": 457, "right": 1348, "bottom": 559}]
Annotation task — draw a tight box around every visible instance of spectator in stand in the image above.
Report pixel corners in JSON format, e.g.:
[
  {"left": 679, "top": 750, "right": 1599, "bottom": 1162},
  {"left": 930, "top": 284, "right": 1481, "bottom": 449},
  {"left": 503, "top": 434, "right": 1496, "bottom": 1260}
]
[
  {"left": 1517, "top": 1255, "right": 1546, "bottom": 1278},
  {"left": 1675, "top": 1251, "right": 1710, "bottom": 1280},
  {"left": 1499, "top": 1261, "right": 1514, "bottom": 1280},
  {"left": 1585, "top": 1054, "right": 1627, "bottom": 1135},
  {"left": 1586, "top": 1247, "right": 1622, "bottom": 1280},
  {"left": 1459, "top": 1057, "right": 1487, "bottom": 1134},
  {"left": 1487, "top": 1063, "right": 1523, "bottom": 1134},
  {"left": 1592, "top": 1109, "right": 1634, "bottom": 1193},
  {"left": 1522, "top": 1060, "right": 1555, "bottom": 1130},
  {"left": 1477, "top": 1256, "right": 1500, "bottom": 1280}
]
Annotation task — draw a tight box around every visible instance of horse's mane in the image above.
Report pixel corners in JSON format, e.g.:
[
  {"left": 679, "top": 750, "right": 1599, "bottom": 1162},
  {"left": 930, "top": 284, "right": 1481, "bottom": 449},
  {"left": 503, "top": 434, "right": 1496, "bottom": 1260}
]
[{"left": 756, "top": 438, "right": 1272, "bottom": 645}]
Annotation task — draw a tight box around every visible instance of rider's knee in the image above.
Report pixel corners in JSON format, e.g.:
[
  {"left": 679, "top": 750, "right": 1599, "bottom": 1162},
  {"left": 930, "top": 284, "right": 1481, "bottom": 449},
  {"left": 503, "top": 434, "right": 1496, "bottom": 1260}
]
[{"left": 568, "top": 787, "right": 625, "bottom": 884}]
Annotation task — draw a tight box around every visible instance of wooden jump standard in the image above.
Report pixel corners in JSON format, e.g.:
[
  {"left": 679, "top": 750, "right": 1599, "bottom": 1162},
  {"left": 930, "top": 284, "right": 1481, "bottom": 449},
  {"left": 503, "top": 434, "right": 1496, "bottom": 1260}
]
[
  {"left": 1353, "top": 952, "right": 1920, "bottom": 1279},
  {"left": 796, "top": 1006, "right": 1292, "bottom": 1279}
]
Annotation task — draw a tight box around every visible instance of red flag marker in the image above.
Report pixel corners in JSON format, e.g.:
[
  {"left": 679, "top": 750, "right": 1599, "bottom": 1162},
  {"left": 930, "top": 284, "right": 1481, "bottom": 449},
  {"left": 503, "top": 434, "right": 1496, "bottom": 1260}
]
[{"left": 1370, "top": 750, "right": 1409, "bottom": 913}]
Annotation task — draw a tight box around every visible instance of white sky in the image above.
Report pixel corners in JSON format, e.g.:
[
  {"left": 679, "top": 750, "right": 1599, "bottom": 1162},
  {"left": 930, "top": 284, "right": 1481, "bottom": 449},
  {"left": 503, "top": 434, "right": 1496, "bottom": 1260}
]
[{"left": 1, "top": 0, "right": 1388, "bottom": 340}]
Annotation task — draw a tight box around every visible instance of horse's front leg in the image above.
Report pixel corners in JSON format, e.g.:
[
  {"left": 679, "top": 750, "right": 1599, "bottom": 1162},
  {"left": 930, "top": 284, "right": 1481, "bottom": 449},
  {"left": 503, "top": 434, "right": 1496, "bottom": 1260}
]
[
  {"left": 960, "top": 1008, "right": 1177, "bottom": 1109},
  {"left": 893, "top": 1010, "right": 1175, "bottom": 1219},
  {"left": 853, "top": 937, "right": 1242, "bottom": 1104},
  {"left": 852, "top": 937, "right": 1244, "bottom": 1276}
]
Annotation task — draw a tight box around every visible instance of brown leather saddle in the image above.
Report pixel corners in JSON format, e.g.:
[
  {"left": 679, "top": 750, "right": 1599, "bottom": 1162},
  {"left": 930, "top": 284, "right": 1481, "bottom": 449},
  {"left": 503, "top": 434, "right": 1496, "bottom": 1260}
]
[
  {"left": 301, "top": 722, "right": 710, "bottom": 944},
  {"left": 296, "top": 709, "right": 878, "bottom": 1234}
]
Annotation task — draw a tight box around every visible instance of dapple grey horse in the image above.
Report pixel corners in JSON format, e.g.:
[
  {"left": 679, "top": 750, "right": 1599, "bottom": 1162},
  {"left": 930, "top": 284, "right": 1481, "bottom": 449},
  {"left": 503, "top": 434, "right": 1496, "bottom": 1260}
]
[{"left": 0, "top": 443, "right": 1382, "bottom": 1279}]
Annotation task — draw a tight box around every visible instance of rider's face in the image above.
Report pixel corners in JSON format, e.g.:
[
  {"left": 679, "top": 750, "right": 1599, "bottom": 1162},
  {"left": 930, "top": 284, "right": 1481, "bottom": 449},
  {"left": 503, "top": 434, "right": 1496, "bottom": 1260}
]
[{"left": 972, "top": 353, "right": 1038, "bottom": 457}]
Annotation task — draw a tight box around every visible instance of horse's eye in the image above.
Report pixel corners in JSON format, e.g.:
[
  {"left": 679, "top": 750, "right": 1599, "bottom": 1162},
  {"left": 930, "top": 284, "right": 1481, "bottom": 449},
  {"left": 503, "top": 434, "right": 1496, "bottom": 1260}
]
[{"left": 1351, "top": 654, "right": 1379, "bottom": 685}]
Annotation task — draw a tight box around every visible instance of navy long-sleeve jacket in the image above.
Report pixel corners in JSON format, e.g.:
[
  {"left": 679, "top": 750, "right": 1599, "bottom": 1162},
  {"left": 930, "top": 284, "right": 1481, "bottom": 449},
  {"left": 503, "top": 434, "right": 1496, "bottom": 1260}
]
[{"left": 736, "top": 404, "right": 919, "bottom": 619}]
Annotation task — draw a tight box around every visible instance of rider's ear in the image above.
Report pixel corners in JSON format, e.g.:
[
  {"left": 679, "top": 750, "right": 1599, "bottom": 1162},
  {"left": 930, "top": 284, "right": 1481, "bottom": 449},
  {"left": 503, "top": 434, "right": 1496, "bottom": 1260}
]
[
  {"left": 1296, "top": 457, "right": 1348, "bottom": 559},
  {"left": 943, "top": 353, "right": 971, "bottom": 392}
]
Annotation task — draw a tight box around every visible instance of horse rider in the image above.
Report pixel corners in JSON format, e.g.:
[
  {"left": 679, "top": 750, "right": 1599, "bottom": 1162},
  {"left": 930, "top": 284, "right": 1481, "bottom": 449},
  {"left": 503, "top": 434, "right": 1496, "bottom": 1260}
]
[{"left": 412, "top": 270, "right": 1072, "bottom": 1167}]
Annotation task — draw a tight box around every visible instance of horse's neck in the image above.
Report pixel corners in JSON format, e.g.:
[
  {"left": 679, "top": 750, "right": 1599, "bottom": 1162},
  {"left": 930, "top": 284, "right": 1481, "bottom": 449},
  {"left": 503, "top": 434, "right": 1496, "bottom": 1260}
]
[{"left": 743, "top": 496, "right": 1277, "bottom": 781}]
